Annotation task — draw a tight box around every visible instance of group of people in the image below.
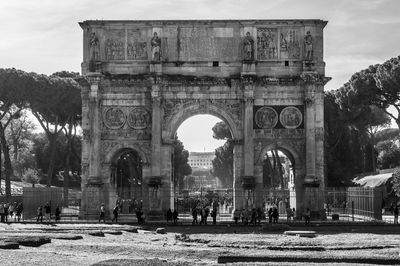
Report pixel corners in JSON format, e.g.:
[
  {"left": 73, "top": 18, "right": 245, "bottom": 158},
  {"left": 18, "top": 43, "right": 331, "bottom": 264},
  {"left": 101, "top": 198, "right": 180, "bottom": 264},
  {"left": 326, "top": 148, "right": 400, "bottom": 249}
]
[
  {"left": 191, "top": 205, "right": 218, "bottom": 225},
  {"left": 166, "top": 208, "right": 179, "bottom": 224},
  {"left": 36, "top": 202, "right": 61, "bottom": 223},
  {"left": 0, "top": 202, "right": 23, "bottom": 222},
  {"left": 101, "top": 203, "right": 145, "bottom": 224},
  {"left": 233, "top": 208, "right": 265, "bottom": 225}
]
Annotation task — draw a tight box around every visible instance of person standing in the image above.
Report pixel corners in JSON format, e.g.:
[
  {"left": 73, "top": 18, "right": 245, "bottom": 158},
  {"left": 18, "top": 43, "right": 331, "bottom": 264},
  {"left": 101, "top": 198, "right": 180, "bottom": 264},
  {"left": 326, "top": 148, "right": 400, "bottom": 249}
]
[
  {"left": 55, "top": 206, "right": 61, "bottom": 222},
  {"left": 272, "top": 207, "right": 279, "bottom": 224},
  {"left": 44, "top": 202, "right": 51, "bottom": 223},
  {"left": 233, "top": 209, "right": 240, "bottom": 224},
  {"left": 172, "top": 209, "right": 178, "bottom": 224},
  {"left": 286, "top": 207, "right": 293, "bottom": 222},
  {"left": 211, "top": 209, "right": 217, "bottom": 225},
  {"left": 166, "top": 208, "right": 172, "bottom": 223},
  {"left": 304, "top": 208, "right": 311, "bottom": 225},
  {"left": 394, "top": 205, "right": 399, "bottom": 224},
  {"left": 99, "top": 204, "right": 106, "bottom": 223},
  {"left": 191, "top": 206, "right": 198, "bottom": 225}
]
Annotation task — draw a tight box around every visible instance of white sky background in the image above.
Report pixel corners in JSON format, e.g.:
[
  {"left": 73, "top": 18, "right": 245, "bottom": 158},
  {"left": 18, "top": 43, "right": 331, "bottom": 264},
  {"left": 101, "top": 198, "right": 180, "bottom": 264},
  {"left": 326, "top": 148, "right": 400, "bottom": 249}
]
[{"left": 1, "top": 0, "right": 399, "bottom": 151}]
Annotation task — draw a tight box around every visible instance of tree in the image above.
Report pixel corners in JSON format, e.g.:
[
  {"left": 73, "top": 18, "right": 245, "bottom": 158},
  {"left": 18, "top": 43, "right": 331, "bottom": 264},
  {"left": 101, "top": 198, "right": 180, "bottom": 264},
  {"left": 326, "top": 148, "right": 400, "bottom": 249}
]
[
  {"left": 324, "top": 91, "right": 364, "bottom": 186},
  {"left": 172, "top": 135, "right": 192, "bottom": 191},
  {"left": 334, "top": 74, "right": 392, "bottom": 173},
  {"left": 22, "top": 168, "right": 40, "bottom": 188},
  {"left": 211, "top": 121, "right": 233, "bottom": 188},
  {"left": 0, "top": 68, "right": 35, "bottom": 198},
  {"left": 390, "top": 169, "right": 400, "bottom": 198},
  {"left": 6, "top": 109, "right": 36, "bottom": 178},
  {"left": 29, "top": 71, "right": 81, "bottom": 186},
  {"left": 374, "top": 56, "right": 400, "bottom": 129}
]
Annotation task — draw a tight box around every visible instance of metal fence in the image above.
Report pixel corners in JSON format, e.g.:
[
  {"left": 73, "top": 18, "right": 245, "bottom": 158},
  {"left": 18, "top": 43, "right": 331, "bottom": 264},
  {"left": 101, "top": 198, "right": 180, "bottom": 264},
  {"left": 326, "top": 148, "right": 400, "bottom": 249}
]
[{"left": 0, "top": 186, "right": 395, "bottom": 224}]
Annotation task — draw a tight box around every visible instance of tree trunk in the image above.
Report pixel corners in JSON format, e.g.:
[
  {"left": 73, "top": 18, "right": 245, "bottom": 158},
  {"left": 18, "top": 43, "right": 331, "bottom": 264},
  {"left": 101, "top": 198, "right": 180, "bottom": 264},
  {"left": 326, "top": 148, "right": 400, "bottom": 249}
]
[
  {"left": 47, "top": 133, "right": 58, "bottom": 187},
  {"left": 0, "top": 124, "right": 13, "bottom": 199}
]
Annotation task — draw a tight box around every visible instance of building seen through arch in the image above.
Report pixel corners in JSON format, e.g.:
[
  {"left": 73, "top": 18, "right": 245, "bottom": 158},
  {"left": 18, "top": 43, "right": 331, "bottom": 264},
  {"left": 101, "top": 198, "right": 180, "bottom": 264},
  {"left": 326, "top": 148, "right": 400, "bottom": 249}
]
[{"left": 79, "top": 19, "right": 330, "bottom": 220}]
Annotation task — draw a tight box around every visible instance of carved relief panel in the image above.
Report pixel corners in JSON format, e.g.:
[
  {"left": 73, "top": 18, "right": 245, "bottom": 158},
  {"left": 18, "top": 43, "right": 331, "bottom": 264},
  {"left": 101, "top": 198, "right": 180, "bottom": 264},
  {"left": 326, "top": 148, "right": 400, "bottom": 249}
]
[
  {"left": 102, "top": 106, "right": 151, "bottom": 140},
  {"left": 257, "top": 28, "right": 278, "bottom": 60},
  {"left": 127, "top": 30, "right": 148, "bottom": 60},
  {"left": 105, "top": 30, "right": 125, "bottom": 60},
  {"left": 280, "top": 29, "right": 300, "bottom": 59},
  {"left": 254, "top": 106, "right": 304, "bottom": 130}
]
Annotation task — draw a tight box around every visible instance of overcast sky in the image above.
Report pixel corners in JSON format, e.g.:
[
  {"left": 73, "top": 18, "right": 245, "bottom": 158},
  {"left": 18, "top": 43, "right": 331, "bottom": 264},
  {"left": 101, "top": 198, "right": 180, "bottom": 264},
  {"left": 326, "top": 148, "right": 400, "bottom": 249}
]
[{"left": 1, "top": 0, "right": 399, "bottom": 151}]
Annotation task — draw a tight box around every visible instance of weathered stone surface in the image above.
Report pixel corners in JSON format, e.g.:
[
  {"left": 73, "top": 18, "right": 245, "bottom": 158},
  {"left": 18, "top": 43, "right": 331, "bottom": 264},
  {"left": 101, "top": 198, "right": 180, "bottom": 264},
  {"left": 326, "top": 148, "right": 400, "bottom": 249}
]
[
  {"left": 0, "top": 241, "right": 19, "bottom": 249},
  {"left": 103, "top": 230, "right": 123, "bottom": 235},
  {"left": 88, "top": 231, "right": 105, "bottom": 237},
  {"left": 156, "top": 228, "right": 166, "bottom": 234},
  {"left": 5, "top": 236, "right": 51, "bottom": 247}
]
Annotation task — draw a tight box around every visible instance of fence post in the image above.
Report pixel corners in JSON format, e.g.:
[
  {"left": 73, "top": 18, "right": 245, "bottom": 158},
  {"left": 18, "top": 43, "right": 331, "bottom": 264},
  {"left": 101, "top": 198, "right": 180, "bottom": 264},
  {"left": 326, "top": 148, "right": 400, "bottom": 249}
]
[{"left": 351, "top": 201, "right": 354, "bottom": 222}]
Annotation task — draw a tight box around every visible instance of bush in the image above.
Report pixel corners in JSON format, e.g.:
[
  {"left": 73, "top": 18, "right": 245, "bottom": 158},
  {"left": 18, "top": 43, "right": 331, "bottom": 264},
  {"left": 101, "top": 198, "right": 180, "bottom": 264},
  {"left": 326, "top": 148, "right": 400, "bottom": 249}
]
[{"left": 21, "top": 168, "right": 40, "bottom": 187}]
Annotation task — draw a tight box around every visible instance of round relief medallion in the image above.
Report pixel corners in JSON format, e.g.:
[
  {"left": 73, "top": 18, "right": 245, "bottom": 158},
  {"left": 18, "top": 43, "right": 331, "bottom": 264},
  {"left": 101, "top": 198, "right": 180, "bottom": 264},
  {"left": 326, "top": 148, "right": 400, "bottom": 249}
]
[
  {"left": 103, "top": 107, "right": 126, "bottom": 129},
  {"left": 127, "top": 107, "right": 151, "bottom": 129},
  {"left": 279, "top": 106, "right": 303, "bottom": 129},
  {"left": 255, "top": 107, "right": 278, "bottom": 129}
]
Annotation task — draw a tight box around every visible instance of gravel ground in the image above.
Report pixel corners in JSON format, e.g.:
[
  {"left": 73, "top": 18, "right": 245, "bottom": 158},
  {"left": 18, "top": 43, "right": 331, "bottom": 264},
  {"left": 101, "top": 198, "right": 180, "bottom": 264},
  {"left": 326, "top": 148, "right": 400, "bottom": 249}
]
[{"left": 0, "top": 223, "right": 400, "bottom": 265}]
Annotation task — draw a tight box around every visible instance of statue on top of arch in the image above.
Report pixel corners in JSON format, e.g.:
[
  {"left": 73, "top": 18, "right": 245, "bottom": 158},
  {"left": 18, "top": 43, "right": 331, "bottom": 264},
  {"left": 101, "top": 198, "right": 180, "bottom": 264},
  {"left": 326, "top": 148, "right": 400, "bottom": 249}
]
[{"left": 151, "top": 32, "right": 162, "bottom": 61}]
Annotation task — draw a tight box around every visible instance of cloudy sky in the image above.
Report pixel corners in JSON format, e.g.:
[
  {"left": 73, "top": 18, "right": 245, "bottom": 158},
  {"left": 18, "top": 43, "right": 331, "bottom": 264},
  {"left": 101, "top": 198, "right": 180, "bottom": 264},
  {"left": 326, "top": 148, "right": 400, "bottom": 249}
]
[{"left": 1, "top": 0, "right": 399, "bottom": 151}]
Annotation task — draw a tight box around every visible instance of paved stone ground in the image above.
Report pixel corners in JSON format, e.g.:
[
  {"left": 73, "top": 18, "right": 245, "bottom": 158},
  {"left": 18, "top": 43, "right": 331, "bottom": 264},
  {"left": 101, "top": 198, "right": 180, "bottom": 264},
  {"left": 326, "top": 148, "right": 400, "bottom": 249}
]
[{"left": 1, "top": 222, "right": 400, "bottom": 265}]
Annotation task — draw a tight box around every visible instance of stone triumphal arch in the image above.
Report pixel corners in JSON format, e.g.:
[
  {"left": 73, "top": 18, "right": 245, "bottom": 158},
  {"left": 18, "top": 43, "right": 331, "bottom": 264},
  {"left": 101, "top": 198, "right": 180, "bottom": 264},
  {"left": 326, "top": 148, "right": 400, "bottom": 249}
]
[{"left": 79, "top": 20, "right": 330, "bottom": 219}]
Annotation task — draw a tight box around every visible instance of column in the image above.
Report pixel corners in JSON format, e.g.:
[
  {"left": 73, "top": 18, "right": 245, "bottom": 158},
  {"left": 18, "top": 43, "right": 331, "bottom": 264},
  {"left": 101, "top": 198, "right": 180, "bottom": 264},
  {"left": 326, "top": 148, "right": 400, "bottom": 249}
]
[
  {"left": 232, "top": 141, "right": 244, "bottom": 210},
  {"left": 304, "top": 83, "right": 316, "bottom": 184},
  {"left": 147, "top": 77, "right": 163, "bottom": 220},
  {"left": 83, "top": 73, "right": 104, "bottom": 219}
]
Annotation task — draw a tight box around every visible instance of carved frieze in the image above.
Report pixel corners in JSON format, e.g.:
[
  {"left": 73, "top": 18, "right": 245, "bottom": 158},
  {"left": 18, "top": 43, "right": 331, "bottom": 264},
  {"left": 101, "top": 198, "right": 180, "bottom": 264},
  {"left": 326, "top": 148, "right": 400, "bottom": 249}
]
[
  {"left": 257, "top": 28, "right": 278, "bottom": 60},
  {"left": 255, "top": 129, "right": 305, "bottom": 139},
  {"left": 103, "top": 107, "right": 126, "bottom": 129},
  {"left": 280, "top": 29, "right": 300, "bottom": 59},
  {"left": 126, "top": 29, "right": 148, "bottom": 60},
  {"left": 101, "top": 129, "right": 151, "bottom": 140},
  {"left": 254, "top": 107, "right": 278, "bottom": 129},
  {"left": 279, "top": 107, "right": 303, "bottom": 129},
  {"left": 105, "top": 39, "right": 125, "bottom": 60},
  {"left": 127, "top": 107, "right": 151, "bottom": 129}
]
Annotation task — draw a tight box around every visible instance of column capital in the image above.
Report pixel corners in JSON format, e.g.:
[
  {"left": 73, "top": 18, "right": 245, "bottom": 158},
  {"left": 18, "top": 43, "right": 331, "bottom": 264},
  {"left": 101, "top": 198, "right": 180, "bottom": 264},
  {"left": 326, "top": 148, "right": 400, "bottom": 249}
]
[{"left": 85, "top": 72, "right": 103, "bottom": 86}]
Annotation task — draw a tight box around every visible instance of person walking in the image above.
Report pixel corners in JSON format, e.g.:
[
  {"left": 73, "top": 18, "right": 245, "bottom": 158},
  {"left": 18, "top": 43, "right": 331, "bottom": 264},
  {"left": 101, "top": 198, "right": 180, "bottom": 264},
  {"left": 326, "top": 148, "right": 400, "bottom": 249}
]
[
  {"left": 394, "top": 205, "right": 399, "bottom": 224},
  {"left": 0, "top": 203, "right": 4, "bottom": 223},
  {"left": 37, "top": 206, "right": 43, "bottom": 223},
  {"left": 112, "top": 205, "right": 119, "bottom": 223},
  {"left": 16, "top": 203, "right": 23, "bottom": 222},
  {"left": 268, "top": 208, "right": 273, "bottom": 223}
]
